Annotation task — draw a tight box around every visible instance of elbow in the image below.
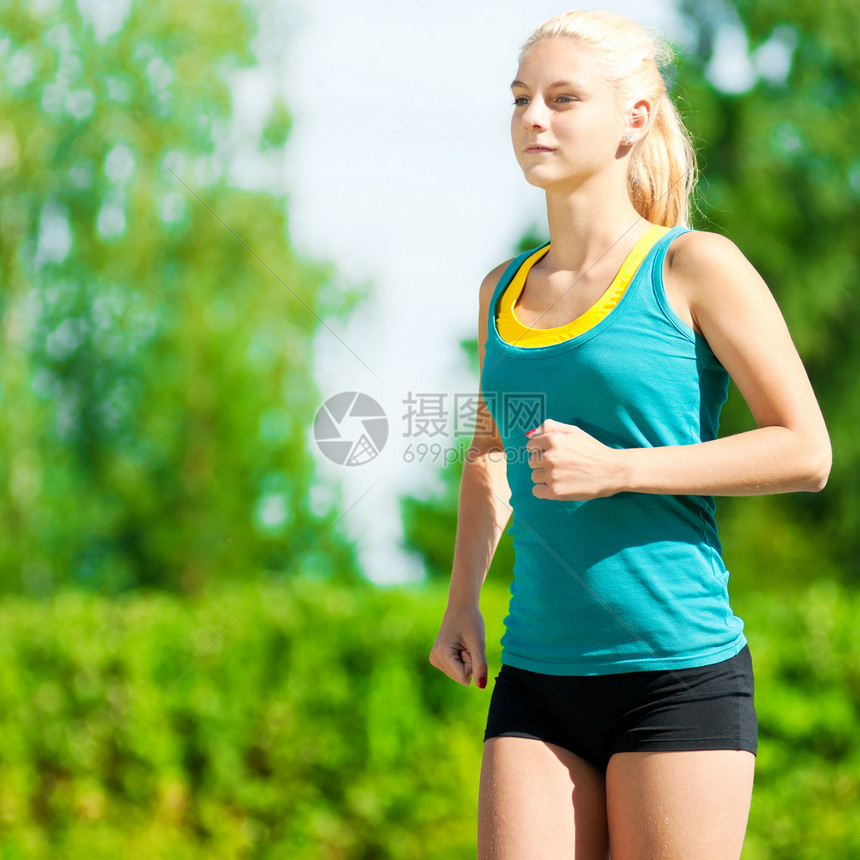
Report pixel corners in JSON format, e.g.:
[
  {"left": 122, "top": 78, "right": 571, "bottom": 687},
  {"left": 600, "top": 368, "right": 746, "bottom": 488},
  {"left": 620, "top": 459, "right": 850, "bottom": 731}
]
[{"left": 801, "top": 444, "right": 832, "bottom": 493}]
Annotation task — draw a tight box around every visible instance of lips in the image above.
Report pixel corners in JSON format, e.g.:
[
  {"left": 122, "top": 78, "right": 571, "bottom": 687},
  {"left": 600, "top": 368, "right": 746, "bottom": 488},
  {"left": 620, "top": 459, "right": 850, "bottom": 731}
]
[{"left": 526, "top": 145, "right": 554, "bottom": 153}]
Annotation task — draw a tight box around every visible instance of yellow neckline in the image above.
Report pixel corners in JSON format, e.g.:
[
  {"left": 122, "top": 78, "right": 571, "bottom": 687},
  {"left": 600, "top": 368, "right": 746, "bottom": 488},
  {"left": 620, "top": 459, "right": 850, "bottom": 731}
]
[{"left": 497, "top": 224, "right": 670, "bottom": 347}]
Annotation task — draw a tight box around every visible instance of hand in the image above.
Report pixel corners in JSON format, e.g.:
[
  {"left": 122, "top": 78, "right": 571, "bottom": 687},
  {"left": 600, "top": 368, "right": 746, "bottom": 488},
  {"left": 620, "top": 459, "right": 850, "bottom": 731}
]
[
  {"left": 526, "top": 418, "right": 623, "bottom": 501},
  {"left": 429, "top": 604, "right": 488, "bottom": 689}
]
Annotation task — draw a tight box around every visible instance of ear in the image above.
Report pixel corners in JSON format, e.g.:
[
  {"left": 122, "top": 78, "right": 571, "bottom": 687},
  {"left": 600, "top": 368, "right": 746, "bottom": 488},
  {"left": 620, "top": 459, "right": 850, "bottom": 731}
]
[{"left": 623, "top": 96, "right": 653, "bottom": 144}]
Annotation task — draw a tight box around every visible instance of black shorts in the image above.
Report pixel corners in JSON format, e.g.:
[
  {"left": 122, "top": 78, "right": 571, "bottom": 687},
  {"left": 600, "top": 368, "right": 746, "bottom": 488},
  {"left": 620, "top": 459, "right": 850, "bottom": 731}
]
[{"left": 484, "top": 645, "right": 757, "bottom": 772}]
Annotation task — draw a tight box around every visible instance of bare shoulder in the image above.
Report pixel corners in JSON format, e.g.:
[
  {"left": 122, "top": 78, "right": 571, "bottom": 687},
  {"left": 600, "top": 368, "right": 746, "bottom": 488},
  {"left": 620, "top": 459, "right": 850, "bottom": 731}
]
[
  {"left": 479, "top": 258, "right": 516, "bottom": 307},
  {"left": 665, "top": 229, "right": 776, "bottom": 326},
  {"left": 666, "top": 229, "right": 753, "bottom": 281},
  {"left": 665, "top": 233, "right": 800, "bottom": 377},
  {"left": 476, "top": 258, "right": 516, "bottom": 369},
  {"left": 666, "top": 229, "right": 766, "bottom": 294}
]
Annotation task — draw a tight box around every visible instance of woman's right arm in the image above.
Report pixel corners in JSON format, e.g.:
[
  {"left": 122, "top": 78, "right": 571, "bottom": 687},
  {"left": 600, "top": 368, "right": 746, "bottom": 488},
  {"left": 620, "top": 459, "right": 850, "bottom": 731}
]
[{"left": 429, "top": 262, "right": 514, "bottom": 690}]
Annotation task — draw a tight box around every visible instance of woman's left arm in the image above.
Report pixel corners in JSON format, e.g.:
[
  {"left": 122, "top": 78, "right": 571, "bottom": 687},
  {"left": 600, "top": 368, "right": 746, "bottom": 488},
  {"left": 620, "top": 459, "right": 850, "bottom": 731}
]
[{"left": 527, "top": 231, "right": 832, "bottom": 499}]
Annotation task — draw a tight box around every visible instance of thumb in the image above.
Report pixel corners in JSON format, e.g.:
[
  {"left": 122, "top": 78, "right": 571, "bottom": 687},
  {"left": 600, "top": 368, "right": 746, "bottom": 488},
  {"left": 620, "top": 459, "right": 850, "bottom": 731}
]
[
  {"left": 463, "top": 640, "right": 489, "bottom": 690},
  {"left": 526, "top": 418, "right": 575, "bottom": 438},
  {"left": 474, "top": 655, "right": 489, "bottom": 691}
]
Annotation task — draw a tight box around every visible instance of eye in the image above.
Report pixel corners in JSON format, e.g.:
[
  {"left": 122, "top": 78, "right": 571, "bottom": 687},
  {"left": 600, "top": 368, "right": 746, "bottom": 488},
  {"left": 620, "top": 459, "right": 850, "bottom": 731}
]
[
  {"left": 555, "top": 95, "right": 578, "bottom": 104},
  {"left": 512, "top": 96, "right": 529, "bottom": 106}
]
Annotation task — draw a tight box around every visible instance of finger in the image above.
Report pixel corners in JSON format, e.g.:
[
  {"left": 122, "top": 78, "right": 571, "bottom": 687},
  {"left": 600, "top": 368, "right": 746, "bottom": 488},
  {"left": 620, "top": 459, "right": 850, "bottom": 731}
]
[
  {"left": 430, "top": 642, "right": 470, "bottom": 685},
  {"left": 526, "top": 438, "right": 548, "bottom": 459},
  {"left": 458, "top": 648, "right": 473, "bottom": 685},
  {"left": 527, "top": 418, "right": 577, "bottom": 438},
  {"left": 526, "top": 418, "right": 557, "bottom": 438},
  {"left": 463, "top": 640, "right": 488, "bottom": 690},
  {"left": 471, "top": 651, "right": 489, "bottom": 691},
  {"left": 530, "top": 465, "right": 547, "bottom": 483}
]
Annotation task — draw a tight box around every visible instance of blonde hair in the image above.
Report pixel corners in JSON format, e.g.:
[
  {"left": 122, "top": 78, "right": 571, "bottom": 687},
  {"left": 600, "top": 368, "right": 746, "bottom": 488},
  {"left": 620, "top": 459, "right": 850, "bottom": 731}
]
[{"left": 520, "top": 10, "right": 697, "bottom": 227}]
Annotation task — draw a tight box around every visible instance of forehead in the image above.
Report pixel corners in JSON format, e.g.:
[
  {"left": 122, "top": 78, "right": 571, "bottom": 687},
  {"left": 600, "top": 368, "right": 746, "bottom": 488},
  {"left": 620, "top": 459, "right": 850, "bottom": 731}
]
[{"left": 513, "top": 37, "right": 605, "bottom": 89}]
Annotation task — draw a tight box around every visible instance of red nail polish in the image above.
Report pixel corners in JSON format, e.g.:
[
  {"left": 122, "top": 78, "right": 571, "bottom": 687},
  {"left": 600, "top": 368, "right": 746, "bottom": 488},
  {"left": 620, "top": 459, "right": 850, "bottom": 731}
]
[
  {"left": 526, "top": 428, "right": 536, "bottom": 437},
  {"left": 478, "top": 677, "right": 487, "bottom": 689}
]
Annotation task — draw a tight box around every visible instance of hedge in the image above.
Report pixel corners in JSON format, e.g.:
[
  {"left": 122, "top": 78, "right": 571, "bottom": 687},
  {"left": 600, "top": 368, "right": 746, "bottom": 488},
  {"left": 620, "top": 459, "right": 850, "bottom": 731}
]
[{"left": 0, "top": 578, "right": 856, "bottom": 858}]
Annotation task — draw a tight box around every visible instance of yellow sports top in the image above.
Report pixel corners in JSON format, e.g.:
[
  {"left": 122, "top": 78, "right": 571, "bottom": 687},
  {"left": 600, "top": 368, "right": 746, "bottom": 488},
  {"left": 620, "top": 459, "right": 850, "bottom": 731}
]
[{"left": 496, "top": 224, "right": 671, "bottom": 347}]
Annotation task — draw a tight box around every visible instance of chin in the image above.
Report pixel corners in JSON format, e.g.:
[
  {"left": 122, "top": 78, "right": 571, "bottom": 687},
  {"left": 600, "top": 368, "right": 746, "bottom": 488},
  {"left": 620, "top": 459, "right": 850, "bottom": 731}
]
[
  {"left": 518, "top": 165, "right": 555, "bottom": 189},
  {"left": 521, "top": 163, "right": 593, "bottom": 194},
  {"left": 520, "top": 170, "right": 569, "bottom": 192}
]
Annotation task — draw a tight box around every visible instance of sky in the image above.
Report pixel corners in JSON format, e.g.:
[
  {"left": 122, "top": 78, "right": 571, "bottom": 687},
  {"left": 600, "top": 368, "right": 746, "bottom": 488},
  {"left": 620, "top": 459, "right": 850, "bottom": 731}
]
[{"left": 229, "top": 0, "right": 746, "bottom": 584}]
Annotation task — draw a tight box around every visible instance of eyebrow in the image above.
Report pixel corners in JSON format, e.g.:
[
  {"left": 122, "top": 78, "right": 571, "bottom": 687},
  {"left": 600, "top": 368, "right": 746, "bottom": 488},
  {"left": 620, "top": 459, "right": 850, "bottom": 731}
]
[{"left": 510, "top": 79, "right": 582, "bottom": 90}]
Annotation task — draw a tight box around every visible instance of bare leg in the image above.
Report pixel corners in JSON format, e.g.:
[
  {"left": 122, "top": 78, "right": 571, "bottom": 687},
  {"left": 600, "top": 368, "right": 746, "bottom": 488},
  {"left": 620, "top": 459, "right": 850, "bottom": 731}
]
[
  {"left": 478, "top": 737, "right": 610, "bottom": 859},
  {"left": 606, "top": 750, "right": 755, "bottom": 860}
]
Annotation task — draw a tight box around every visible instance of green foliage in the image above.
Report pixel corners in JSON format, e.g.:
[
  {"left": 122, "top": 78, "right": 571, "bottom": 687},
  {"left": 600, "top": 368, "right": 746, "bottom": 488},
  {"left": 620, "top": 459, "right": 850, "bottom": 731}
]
[
  {"left": 675, "top": 0, "right": 860, "bottom": 581},
  {"left": 261, "top": 96, "right": 293, "bottom": 151},
  {"left": 735, "top": 582, "right": 860, "bottom": 858},
  {"left": 0, "top": 580, "right": 509, "bottom": 858},
  {"left": 0, "top": 580, "right": 857, "bottom": 858},
  {"left": 0, "top": 0, "right": 363, "bottom": 594}
]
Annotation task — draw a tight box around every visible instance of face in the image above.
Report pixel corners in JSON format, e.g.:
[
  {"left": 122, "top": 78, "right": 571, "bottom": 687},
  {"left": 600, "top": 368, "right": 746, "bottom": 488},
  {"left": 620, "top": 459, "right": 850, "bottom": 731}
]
[{"left": 511, "top": 38, "right": 627, "bottom": 191}]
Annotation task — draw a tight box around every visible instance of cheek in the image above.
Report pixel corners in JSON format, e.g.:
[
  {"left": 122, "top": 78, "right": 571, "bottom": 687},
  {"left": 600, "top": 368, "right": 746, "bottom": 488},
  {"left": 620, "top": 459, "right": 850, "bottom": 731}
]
[{"left": 510, "top": 115, "right": 525, "bottom": 157}]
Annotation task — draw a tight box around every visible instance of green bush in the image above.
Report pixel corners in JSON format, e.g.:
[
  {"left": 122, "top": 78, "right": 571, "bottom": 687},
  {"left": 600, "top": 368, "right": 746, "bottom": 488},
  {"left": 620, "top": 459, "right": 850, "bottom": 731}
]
[
  {"left": 736, "top": 583, "right": 860, "bottom": 859},
  {"left": 0, "top": 580, "right": 508, "bottom": 858},
  {"left": 0, "top": 579, "right": 856, "bottom": 858}
]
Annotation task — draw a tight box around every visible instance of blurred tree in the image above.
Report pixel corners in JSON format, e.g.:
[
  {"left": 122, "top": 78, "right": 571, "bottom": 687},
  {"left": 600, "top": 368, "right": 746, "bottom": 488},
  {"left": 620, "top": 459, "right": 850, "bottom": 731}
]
[
  {"left": 0, "top": 0, "right": 364, "bottom": 594},
  {"left": 674, "top": 0, "right": 860, "bottom": 585}
]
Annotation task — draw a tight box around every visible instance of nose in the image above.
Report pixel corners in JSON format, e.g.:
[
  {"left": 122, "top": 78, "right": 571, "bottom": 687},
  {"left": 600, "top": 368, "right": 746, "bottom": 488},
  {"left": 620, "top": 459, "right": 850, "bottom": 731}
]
[{"left": 520, "top": 97, "right": 549, "bottom": 131}]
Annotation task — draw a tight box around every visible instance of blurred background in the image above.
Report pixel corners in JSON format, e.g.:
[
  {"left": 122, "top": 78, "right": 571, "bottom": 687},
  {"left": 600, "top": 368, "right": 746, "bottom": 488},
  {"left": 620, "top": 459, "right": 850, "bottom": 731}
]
[{"left": 1, "top": 0, "right": 858, "bottom": 856}]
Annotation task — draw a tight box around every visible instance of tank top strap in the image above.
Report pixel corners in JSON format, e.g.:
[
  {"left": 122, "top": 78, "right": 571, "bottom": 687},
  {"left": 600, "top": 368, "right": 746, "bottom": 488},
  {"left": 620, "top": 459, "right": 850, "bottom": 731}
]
[
  {"left": 487, "top": 244, "right": 549, "bottom": 335},
  {"left": 639, "top": 225, "right": 699, "bottom": 343}
]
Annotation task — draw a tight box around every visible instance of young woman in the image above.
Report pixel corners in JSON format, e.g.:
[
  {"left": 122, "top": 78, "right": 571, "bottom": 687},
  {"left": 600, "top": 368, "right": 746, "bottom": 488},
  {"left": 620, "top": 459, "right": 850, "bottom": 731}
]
[{"left": 429, "top": 10, "right": 831, "bottom": 859}]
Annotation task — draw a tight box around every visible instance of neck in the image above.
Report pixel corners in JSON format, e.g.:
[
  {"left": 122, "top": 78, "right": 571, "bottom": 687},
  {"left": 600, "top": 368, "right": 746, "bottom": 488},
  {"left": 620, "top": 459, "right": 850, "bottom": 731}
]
[{"left": 542, "top": 176, "right": 646, "bottom": 273}]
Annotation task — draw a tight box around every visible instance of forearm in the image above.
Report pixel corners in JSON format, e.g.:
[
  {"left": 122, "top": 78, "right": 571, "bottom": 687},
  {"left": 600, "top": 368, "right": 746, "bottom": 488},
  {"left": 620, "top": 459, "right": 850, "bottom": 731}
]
[
  {"left": 447, "top": 448, "right": 512, "bottom": 606},
  {"left": 617, "top": 425, "right": 832, "bottom": 496}
]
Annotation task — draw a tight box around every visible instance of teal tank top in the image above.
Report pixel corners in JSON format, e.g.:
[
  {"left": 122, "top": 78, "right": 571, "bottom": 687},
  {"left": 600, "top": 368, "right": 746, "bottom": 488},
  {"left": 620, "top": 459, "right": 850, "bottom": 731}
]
[{"left": 480, "top": 226, "right": 747, "bottom": 675}]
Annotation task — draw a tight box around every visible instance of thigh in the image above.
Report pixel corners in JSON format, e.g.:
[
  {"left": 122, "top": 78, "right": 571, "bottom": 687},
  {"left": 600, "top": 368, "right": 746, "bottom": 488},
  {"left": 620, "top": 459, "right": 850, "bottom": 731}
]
[
  {"left": 478, "top": 736, "right": 609, "bottom": 860},
  {"left": 605, "top": 749, "right": 755, "bottom": 860}
]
